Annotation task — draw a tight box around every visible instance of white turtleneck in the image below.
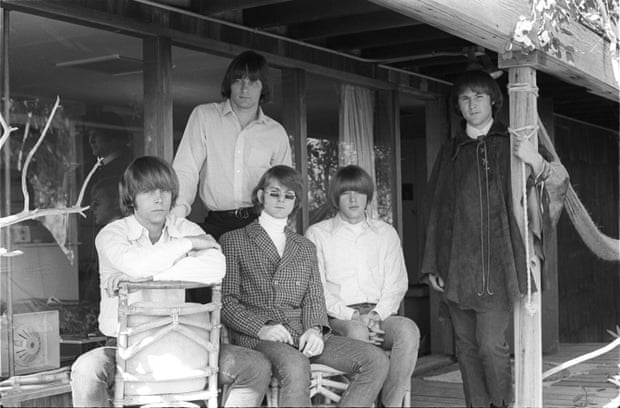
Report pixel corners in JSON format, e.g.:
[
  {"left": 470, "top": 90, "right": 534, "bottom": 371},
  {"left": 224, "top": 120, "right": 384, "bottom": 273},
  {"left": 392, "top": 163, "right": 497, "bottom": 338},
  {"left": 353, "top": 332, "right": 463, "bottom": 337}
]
[{"left": 259, "top": 211, "right": 288, "bottom": 257}]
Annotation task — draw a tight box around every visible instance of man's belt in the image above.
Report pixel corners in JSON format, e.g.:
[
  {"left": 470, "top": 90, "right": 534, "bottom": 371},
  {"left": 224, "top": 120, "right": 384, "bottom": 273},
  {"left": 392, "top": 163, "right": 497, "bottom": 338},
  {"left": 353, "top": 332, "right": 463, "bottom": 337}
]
[{"left": 209, "top": 207, "right": 256, "bottom": 219}]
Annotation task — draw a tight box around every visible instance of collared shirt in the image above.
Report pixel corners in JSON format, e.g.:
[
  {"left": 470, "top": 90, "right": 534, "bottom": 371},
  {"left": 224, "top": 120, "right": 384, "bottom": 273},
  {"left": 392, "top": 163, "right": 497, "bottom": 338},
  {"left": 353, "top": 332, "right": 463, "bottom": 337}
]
[
  {"left": 305, "top": 214, "right": 408, "bottom": 321},
  {"left": 98, "top": 150, "right": 122, "bottom": 166},
  {"left": 172, "top": 100, "right": 292, "bottom": 217},
  {"left": 466, "top": 120, "right": 493, "bottom": 139},
  {"left": 95, "top": 214, "right": 225, "bottom": 337}
]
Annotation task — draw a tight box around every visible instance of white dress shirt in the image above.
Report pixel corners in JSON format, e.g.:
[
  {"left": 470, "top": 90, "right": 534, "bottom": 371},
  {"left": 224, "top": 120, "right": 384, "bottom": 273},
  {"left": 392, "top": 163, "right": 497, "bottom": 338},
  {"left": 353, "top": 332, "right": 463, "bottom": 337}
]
[
  {"left": 172, "top": 100, "right": 292, "bottom": 217},
  {"left": 466, "top": 119, "right": 493, "bottom": 139},
  {"left": 305, "top": 214, "right": 408, "bottom": 321},
  {"left": 95, "top": 214, "right": 225, "bottom": 337}
]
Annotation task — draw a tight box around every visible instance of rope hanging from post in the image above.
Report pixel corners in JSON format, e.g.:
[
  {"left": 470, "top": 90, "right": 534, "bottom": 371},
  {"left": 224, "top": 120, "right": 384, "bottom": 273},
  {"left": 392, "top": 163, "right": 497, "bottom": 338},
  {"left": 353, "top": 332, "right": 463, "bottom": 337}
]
[
  {"left": 508, "top": 125, "right": 539, "bottom": 315},
  {"left": 507, "top": 81, "right": 540, "bottom": 316},
  {"left": 536, "top": 117, "right": 620, "bottom": 262}
]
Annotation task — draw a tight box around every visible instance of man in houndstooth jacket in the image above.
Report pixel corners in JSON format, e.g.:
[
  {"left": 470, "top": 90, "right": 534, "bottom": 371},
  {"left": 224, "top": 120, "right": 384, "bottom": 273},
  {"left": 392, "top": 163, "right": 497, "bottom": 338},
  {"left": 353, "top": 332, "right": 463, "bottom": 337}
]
[{"left": 221, "top": 165, "right": 388, "bottom": 407}]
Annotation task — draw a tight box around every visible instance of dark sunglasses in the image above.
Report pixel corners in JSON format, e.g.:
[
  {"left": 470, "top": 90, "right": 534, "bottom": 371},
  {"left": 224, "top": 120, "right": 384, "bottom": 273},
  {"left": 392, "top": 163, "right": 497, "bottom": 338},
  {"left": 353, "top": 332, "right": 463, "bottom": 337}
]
[{"left": 266, "top": 189, "right": 296, "bottom": 201}]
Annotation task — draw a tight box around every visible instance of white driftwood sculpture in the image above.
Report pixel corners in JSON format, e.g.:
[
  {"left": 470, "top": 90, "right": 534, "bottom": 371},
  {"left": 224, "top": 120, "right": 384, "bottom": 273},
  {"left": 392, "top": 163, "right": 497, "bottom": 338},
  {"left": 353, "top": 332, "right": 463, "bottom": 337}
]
[{"left": 0, "top": 96, "right": 101, "bottom": 254}]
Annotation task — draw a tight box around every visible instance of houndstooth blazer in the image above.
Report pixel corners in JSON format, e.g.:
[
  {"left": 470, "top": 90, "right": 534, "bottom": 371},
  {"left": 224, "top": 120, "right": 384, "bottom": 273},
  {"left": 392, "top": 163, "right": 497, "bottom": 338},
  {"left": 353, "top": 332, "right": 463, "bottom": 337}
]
[{"left": 221, "top": 220, "right": 330, "bottom": 349}]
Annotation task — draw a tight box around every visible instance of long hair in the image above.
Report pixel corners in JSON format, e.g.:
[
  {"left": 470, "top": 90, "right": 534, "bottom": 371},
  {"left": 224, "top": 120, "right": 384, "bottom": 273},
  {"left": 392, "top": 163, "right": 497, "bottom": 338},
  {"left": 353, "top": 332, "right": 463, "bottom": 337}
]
[
  {"left": 220, "top": 50, "right": 272, "bottom": 103},
  {"left": 450, "top": 70, "right": 503, "bottom": 117},
  {"left": 119, "top": 156, "right": 179, "bottom": 216},
  {"left": 251, "top": 165, "right": 303, "bottom": 218},
  {"left": 328, "top": 165, "right": 374, "bottom": 210}
]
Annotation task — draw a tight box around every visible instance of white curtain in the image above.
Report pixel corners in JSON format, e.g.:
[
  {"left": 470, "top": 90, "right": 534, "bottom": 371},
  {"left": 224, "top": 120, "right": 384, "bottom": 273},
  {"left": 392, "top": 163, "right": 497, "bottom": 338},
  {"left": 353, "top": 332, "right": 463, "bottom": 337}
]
[{"left": 338, "top": 84, "right": 377, "bottom": 218}]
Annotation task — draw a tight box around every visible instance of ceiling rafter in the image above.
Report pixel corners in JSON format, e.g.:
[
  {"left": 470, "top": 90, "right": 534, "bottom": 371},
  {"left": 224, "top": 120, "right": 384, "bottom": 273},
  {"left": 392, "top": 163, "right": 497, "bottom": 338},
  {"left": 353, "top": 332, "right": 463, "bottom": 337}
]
[
  {"left": 288, "top": 10, "right": 414, "bottom": 40},
  {"left": 361, "top": 37, "right": 473, "bottom": 61},
  {"left": 242, "top": 0, "right": 381, "bottom": 27},
  {"left": 189, "top": 0, "right": 292, "bottom": 15},
  {"left": 325, "top": 24, "right": 449, "bottom": 51}
]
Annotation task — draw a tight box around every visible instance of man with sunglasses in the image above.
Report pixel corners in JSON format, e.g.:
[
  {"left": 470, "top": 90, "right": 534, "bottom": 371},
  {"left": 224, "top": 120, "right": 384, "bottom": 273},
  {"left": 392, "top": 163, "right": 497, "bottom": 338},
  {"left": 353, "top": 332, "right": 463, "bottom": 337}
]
[{"left": 172, "top": 50, "right": 291, "bottom": 240}]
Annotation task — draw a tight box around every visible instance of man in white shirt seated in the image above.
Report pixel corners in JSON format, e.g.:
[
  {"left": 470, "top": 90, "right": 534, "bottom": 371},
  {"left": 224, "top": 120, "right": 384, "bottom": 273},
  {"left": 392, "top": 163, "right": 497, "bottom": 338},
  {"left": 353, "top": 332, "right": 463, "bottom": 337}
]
[
  {"left": 71, "top": 156, "right": 271, "bottom": 407},
  {"left": 305, "top": 165, "right": 420, "bottom": 407}
]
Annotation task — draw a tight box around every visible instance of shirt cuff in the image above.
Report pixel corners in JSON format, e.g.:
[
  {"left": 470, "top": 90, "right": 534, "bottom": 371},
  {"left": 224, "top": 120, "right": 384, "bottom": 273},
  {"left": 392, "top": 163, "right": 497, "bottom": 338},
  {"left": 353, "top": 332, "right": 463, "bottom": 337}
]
[
  {"left": 534, "top": 160, "right": 551, "bottom": 184},
  {"left": 346, "top": 307, "right": 358, "bottom": 320},
  {"left": 371, "top": 307, "right": 389, "bottom": 321}
]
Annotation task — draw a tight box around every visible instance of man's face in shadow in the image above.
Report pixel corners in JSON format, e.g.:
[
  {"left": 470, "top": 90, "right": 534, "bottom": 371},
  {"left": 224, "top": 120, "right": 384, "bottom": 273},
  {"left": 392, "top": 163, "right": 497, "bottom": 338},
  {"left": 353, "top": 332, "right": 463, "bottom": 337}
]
[
  {"left": 88, "top": 129, "right": 126, "bottom": 158},
  {"left": 91, "top": 184, "right": 121, "bottom": 226}
]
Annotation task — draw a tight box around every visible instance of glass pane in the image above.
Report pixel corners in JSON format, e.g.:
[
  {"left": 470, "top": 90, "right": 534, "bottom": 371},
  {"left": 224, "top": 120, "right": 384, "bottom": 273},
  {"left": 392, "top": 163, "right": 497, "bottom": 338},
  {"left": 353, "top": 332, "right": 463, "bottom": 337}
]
[
  {"left": 306, "top": 74, "right": 339, "bottom": 225},
  {"left": 1, "top": 11, "right": 143, "bottom": 374}
]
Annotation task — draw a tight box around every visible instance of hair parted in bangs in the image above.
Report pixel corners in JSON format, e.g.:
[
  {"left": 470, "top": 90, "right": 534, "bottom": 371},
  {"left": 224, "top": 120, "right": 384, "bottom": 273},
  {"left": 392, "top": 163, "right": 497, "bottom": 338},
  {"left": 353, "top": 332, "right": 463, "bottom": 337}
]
[
  {"left": 450, "top": 70, "right": 504, "bottom": 116},
  {"left": 328, "top": 165, "right": 375, "bottom": 210},
  {"left": 221, "top": 50, "right": 272, "bottom": 103},
  {"left": 119, "top": 156, "right": 179, "bottom": 216},
  {"left": 251, "top": 165, "right": 303, "bottom": 218}
]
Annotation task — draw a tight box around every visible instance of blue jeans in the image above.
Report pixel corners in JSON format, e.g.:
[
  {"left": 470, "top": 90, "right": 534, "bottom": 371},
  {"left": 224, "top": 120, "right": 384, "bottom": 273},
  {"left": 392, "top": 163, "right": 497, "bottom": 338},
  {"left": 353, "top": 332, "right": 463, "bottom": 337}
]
[
  {"left": 446, "top": 300, "right": 512, "bottom": 407},
  {"left": 330, "top": 308, "right": 420, "bottom": 407},
  {"left": 255, "top": 335, "right": 389, "bottom": 407},
  {"left": 70, "top": 343, "right": 271, "bottom": 407}
]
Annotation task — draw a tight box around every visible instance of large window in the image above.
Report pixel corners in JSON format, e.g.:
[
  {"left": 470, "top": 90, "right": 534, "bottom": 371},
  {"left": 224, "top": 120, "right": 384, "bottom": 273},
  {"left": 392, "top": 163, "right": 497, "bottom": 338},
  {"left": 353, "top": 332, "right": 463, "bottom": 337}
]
[
  {"left": 1, "top": 11, "right": 143, "bottom": 375},
  {"left": 306, "top": 74, "right": 395, "bottom": 226}
]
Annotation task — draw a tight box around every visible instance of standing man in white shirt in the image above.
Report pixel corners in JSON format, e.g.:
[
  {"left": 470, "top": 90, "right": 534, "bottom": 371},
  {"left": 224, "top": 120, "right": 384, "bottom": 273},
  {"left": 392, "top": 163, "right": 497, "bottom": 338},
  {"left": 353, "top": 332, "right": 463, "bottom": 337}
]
[
  {"left": 172, "top": 50, "right": 292, "bottom": 240},
  {"left": 71, "top": 156, "right": 272, "bottom": 407},
  {"left": 305, "top": 165, "right": 420, "bottom": 407}
]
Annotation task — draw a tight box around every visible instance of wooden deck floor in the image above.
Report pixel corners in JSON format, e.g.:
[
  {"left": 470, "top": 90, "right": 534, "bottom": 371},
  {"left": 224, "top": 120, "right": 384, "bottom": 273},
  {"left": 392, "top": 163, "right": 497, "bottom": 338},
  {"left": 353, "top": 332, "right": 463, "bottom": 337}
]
[{"left": 410, "top": 343, "right": 620, "bottom": 407}]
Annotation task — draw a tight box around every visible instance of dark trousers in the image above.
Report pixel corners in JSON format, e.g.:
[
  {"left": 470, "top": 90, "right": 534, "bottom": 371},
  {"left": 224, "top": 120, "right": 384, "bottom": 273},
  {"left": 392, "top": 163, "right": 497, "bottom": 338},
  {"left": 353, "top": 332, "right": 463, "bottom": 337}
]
[
  {"left": 446, "top": 300, "right": 512, "bottom": 408},
  {"left": 202, "top": 211, "right": 258, "bottom": 241},
  {"left": 186, "top": 210, "right": 258, "bottom": 304}
]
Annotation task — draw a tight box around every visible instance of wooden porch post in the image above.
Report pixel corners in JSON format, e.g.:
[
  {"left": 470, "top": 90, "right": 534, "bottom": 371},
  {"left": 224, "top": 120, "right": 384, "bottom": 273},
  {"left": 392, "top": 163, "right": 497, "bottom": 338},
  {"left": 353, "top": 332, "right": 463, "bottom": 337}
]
[
  {"left": 507, "top": 66, "right": 543, "bottom": 407},
  {"left": 281, "top": 68, "right": 308, "bottom": 232},
  {"left": 143, "top": 36, "right": 173, "bottom": 161}
]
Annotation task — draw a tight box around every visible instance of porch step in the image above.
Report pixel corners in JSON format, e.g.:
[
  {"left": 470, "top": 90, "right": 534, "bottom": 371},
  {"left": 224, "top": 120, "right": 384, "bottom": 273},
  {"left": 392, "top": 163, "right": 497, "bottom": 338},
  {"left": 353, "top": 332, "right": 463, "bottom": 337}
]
[{"left": 413, "top": 354, "right": 455, "bottom": 377}]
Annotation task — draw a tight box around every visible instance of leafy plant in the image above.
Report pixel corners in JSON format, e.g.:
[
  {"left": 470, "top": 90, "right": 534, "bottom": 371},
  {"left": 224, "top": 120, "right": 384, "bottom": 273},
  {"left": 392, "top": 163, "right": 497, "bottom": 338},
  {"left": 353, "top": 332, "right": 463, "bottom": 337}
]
[{"left": 507, "top": 0, "right": 619, "bottom": 60}]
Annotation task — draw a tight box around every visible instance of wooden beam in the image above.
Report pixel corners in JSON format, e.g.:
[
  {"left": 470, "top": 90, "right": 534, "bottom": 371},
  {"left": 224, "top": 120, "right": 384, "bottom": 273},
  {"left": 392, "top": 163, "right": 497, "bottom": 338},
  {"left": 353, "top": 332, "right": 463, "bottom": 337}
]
[
  {"left": 191, "top": 0, "right": 292, "bottom": 15},
  {"left": 281, "top": 68, "right": 309, "bottom": 232},
  {"left": 362, "top": 37, "right": 472, "bottom": 61},
  {"left": 1, "top": 0, "right": 449, "bottom": 97},
  {"left": 143, "top": 36, "right": 173, "bottom": 161},
  {"left": 368, "top": 0, "right": 619, "bottom": 102},
  {"left": 243, "top": 0, "right": 380, "bottom": 27},
  {"left": 288, "top": 10, "right": 414, "bottom": 41},
  {"left": 508, "top": 66, "right": 543, "bottom": 408},
  {"left": 327, "top": 24, "right": 448, "bottom": 51}
]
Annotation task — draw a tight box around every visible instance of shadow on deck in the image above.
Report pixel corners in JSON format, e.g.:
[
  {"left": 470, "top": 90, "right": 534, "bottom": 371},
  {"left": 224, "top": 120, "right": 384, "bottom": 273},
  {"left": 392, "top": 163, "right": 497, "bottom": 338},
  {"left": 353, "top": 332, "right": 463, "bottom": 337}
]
[{"left": 410, "top": 343, "right": 620, "bottom": 407}]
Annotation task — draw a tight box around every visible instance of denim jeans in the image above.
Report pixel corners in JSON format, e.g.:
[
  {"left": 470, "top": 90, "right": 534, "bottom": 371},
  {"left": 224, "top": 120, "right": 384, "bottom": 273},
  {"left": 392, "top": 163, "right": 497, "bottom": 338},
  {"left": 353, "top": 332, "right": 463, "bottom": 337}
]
[
  {"left": 70, "top": 343, "right": 271, "bottom": 407},
  {"left": 255, "top": 334, "right": 388, "bottom": 407},
  {"left": 329, "top": 305, "right": 420, "bottom": 407},
  {"left": 446, "top": 300, "right": 512, "bottom": 408}
]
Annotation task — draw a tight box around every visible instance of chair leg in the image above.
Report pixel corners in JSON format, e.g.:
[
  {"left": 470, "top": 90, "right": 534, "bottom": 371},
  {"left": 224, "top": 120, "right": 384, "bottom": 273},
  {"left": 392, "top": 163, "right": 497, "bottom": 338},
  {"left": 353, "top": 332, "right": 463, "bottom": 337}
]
[{"left": 267, "top": 378, "right": 279, "bottom": 407}]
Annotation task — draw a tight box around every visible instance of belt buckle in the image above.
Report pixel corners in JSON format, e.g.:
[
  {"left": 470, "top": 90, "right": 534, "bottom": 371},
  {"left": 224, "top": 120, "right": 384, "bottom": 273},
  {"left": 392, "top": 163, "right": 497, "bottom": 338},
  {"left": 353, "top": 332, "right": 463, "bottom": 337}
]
[{"left": 234, "top": 208, "right": 250, "bottom": 219}]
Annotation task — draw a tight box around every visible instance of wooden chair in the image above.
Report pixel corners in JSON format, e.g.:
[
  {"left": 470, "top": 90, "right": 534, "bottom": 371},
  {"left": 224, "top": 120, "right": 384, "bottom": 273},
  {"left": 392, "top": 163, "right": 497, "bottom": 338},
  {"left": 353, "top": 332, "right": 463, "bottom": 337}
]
[
  {"left": 265, "top": 363, "right": 349, "bottom": 407},
  {"left": 113, "top": 281, "right": 221, "bottom": 408}
]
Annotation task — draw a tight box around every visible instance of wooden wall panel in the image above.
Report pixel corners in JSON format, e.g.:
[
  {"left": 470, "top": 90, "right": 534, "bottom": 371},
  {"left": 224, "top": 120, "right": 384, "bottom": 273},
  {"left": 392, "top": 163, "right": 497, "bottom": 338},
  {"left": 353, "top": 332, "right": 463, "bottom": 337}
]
[{"left": 555, "top": 116, "right": 619, "bottom": 342}]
